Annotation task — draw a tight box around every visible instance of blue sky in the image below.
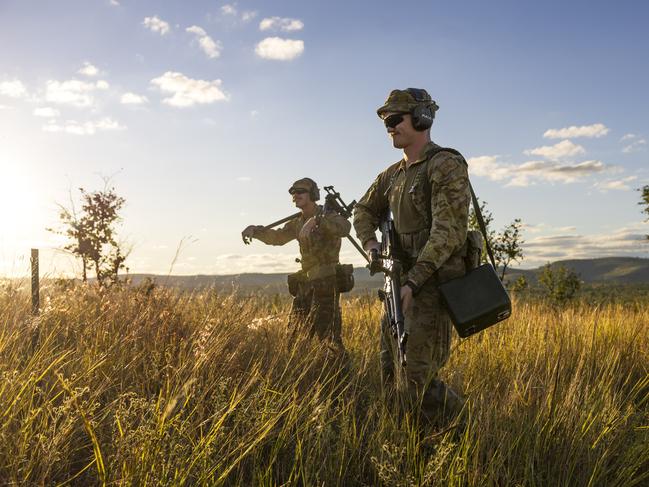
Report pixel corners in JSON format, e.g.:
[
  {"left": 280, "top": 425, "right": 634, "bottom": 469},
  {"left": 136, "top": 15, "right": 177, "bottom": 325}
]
[{"left": 1, "top": 0, "right": 648, "bottom": 277}]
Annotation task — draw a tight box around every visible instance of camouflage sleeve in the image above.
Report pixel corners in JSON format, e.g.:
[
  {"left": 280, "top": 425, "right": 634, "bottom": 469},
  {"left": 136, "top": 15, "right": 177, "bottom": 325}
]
[
  {"left": 254, "top": 218, "right": 298, "bottom": 246},
  {"left": 407, "top": 154, "right": 470, "bottom": 288},
  {"left": 318, "top": 212, "right": 351, "bottom": 238},
  {"left": 353, "top": 167, "right": 395, "bottom": 247}
]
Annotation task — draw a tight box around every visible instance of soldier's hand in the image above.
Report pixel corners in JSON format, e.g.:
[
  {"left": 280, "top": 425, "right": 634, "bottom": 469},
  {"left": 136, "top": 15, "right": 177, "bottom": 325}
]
[
  {"left": 241, "top": 225, "right": 262, "bottom": 244},
  {"left": 364, "top": 239, "right": 381, "bottom": 256},
  {"left": 298, "top": 217, "right": 318, "bottom": 240},
  {"left": 400, "top": 285, "right": 414, "bottom": 314}
]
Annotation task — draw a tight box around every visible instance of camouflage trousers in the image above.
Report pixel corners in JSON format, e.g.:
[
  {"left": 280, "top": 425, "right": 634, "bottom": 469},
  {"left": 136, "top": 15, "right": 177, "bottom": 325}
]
[
  {"left": 289, "top": 275, "right": 343, "bottom": 346},
  {"left": 380, "top": 279, "right": 463, "bottom": 421}
]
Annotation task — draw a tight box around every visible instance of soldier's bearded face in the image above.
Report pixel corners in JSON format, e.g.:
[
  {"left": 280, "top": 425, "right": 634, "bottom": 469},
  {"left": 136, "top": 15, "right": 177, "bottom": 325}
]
[{"left": 386, "top": 113, "right": 416, "bottom": 149}]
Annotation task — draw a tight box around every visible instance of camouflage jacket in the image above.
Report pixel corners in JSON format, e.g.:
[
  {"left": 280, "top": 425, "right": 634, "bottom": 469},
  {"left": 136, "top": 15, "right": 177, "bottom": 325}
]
[
  {"left": 254, "top": 206, "right": 351, "bottom": 274},
  {"left": 353, "top": 142, "right": 470, "bottom": 290}
]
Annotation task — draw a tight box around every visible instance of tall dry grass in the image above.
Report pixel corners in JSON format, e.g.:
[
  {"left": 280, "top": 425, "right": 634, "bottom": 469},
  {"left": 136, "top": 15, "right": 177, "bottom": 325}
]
[{"left": 0, "top": 282, "right": 647, "bottom": 486}]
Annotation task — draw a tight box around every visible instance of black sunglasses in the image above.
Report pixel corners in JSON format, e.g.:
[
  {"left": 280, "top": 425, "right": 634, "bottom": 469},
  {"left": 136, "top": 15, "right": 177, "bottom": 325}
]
[
  {"left": 383, "top": 113, "right": 406, "bottom": 129},
  {"left": 289, "top": 188, "right": 309, "bottom": 195}
]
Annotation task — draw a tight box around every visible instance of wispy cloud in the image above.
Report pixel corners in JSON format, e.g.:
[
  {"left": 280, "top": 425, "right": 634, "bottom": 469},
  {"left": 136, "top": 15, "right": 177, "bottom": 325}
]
[
  {"left": 0, "top": 79, "right": 28, "bottom": 98},
  {"left": 42, "top": 117, "right": 126, "bottom": 135},
  {"left": 524, "top": 140, "right": 586, "bottom": 159},
  {"left": 209, "top": 252, "right": 301, "bottom": 274},
  {"left": 221, "top": 4, "right": 237, "bottom": 16},
  {"left": 543, "top": 123, "right": 609, "bottom": 139},
  {"left": 468, "top": 155, "right": 611, "bottom": 186},
  {"left": 150, "top": 72, "right": 229, "bottom": 107},
  {"left": 621, "top": 133, "right": 636, "bottom": 142},
  {"left": 44, "top": 79, "right": 108, "bottom": 107},
  {"left": 622, "top": 137, "right": 646, "bottom": 153},
  {"left": 523, "top": 223, "right": 577, "bottom": 234},
  {"left": 255, "top": 37, "right": 304, "bottom": 61},
  {"left": 120, "top": 92, "right": 148, "bottom": 105},
  {"left": 259, "top": 17, "right": 304, "bottom": 32},
  {"left": 33, "top": 107, "right": 60, "bottom": 118},
  {"left": 78, "top": 62, "right": 99, "bottom": 77},
  {"left": 143, "top": 16, "right": 170, "bottom": 35},
  {"left": 522, "top": 224, "right": 648, "bottom": 267},
  {"left": 594, "top": 176, "right": 638, "bottom": 192},
  {"left": 242, "top": 11, "right": 257, "bottom": 22},
  {"left": 186, "top": 26, "right": 222, "bottom": 59}
]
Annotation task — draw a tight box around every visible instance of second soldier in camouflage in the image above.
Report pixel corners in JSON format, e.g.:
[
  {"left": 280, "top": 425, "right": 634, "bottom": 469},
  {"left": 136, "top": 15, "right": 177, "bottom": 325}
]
[{"left": 242, "top": 178, "right": 351, "bottom": 348}]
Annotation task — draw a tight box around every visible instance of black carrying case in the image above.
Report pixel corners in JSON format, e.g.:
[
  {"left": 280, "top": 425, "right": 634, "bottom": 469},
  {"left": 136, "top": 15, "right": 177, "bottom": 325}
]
[
  {"left": 439, "top": 263, "right": 511, "bottom": 338},
  {"left": 433, "top": 147, "right": 513, "bottom": 338}
]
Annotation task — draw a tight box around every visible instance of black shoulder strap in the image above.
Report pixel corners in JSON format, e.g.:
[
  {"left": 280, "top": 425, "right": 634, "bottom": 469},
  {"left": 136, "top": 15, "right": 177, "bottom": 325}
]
[{"left": 429, "top": 147, "right": 497, "bottom": 270}]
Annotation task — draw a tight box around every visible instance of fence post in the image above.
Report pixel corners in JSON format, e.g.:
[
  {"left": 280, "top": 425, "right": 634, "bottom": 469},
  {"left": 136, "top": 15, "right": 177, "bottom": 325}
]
[{"left": 31, "top": 249, "right": 39, "bottom": 315}]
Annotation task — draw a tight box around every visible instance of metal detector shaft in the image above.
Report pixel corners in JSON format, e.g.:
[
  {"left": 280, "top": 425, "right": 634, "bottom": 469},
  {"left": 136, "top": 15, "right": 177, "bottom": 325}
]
[{"left": 347, "top": 235, "right": 370, "bottom": 263}]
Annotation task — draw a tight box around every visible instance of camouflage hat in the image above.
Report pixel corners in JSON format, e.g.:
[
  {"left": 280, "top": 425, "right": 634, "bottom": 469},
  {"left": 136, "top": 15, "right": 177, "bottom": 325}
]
[
  {"left": 376, "top": 88, "right": 439, "bottom": 118},
  {"left": 289, "top": 177, "right": 320, "bottom": 200}
]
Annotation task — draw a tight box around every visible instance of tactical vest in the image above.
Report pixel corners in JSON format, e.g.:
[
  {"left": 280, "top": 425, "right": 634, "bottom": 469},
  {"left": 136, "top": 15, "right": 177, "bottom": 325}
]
[{"left": 388, "top": 146, "right": 482, "bottom": 282}]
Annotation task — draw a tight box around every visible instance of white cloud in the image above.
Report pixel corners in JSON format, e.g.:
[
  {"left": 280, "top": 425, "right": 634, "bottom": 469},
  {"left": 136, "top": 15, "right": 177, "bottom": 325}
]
[
  {"left": 109, "top": 0, "right": 120, "bottom": 6},
  {"left": 621, "top": 133, "right": 636, "bottom": 142},
  {"left": 143, "top": 16, "right": 170, "bottom": 35},
  {"left": 45, "top": 79, "right": 99, "bottom": 107},
  {"left": 250, "top": 110, "right": 259, "bottom": 119},
  {"left": 210, "top": 252, "right": 300, "bottom": 274},
  {"left": 150, "top": 71, "right": 229, "bottom": 107},
  {"left": 242, "top": 11, "right": 258, "bottom": 22},
  {"left": 0, "top": 79, "right": 27, "bottom": 98},
  {"left": 255, "top": 37, "right": 304, "bottom": 61},
  {"left": 259, "top": 17, "right": 304, "bottom": 32},
  {"left": 543, "top": 123, "right": 609, "bottom": 139},
  {"left": 120, "top": 92, "right": 149, "bottom": 105},
  {"left": 96, "top": 80, "right": 110, "bottom": 90},
  {"left": 33, "top": 107, "right": 60, "bottom": 118},
  {"left": 524, "top": 140, "right": 586, "bottom": 160},
  {"left": 594, "top": 176, "right": 638, "bottom": 192},
  {"left": 521, "top": 224, "right": 648, "bottom": 268},
  {"left": 468, "top": 154, "right": 611, "bottom": 186},
  {"left": 78, "top": 62, "right": 99, "bottom": 77},
  {"left": 186, "top": 25, "right": 222, "bottom": 59},
  {"left": 42, "top": 117, "right": 126, "bottom": 135},
  {"left": 622, "top": 138, "right": 646, "bottom": 154},
  {"left": 221, "top": 4, "right": 237, "bottom": 15}
]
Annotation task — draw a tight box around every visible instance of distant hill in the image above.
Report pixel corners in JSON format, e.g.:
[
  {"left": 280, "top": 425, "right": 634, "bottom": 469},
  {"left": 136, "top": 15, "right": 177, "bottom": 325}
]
[
  {"left": 126, "top": 257, "right": 649, "bottom": 292},
  {"left": 505, "top": 257, "right": 649, "bottom": 284}
]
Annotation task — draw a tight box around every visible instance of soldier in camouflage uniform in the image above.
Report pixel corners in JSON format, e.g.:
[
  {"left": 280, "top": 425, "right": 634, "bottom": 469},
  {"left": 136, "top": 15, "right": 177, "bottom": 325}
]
[
  {"left": 353, "top": 88, "right": 469, "bottom": 422},
  {"left": 242, "top": 178, "right": 351, "bottom": 347}
]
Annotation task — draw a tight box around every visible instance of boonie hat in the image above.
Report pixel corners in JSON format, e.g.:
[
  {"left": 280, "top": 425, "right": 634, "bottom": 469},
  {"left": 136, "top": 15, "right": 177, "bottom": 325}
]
[{"left": 376, "top": 88, "right": 439, "bottom": 118}]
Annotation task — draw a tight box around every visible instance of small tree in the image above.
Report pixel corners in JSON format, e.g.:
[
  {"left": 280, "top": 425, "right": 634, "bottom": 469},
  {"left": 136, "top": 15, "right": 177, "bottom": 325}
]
[
  {"left": 469, "top": 199, "right": 525, "bottom": 281},
  {"left": 510, "top": 274, "right": 529, "bottom": 294},
  {"left": 49, "top": 198, "right": 92, "bottom": 282},
  {"left": 640, "top": 185, "right": 649, "bottom": 240},
  {"left": 49, "top": 183, "right": 128, "bottom": 285},
  {"left": 493, "top": 218, "right": 524, "bottom": 281},
  {"left": 538, "top": 263, "right": 581, "bottom": 306}
]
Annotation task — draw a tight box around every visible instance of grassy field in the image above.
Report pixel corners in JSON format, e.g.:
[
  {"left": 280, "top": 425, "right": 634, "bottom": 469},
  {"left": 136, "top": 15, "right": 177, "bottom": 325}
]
[{"left": 0, "top": 282, "right": 647, "bottom": 486}]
